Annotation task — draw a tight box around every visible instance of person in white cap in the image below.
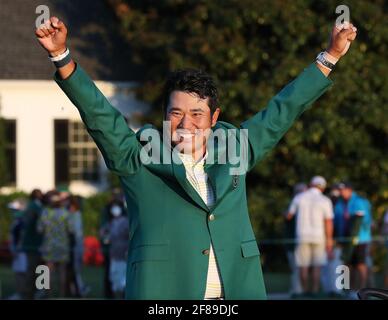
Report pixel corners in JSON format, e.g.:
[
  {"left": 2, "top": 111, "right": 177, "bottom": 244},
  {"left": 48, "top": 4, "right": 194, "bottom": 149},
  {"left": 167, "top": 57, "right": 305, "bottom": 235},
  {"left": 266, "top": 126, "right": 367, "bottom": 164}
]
[{"left": 286, "top": 176, "right": 334, "bottom": 297}]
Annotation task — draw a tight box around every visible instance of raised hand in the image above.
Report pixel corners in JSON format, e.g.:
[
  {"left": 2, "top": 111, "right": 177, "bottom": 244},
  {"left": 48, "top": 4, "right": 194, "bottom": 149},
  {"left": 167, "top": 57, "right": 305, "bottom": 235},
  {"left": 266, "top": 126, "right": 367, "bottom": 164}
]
[
  {"left": 327, "top": 21, "right": 357, "bottom": 59},
  {"left": 35, "top": 16, "right": 68, "bottom": 57}
]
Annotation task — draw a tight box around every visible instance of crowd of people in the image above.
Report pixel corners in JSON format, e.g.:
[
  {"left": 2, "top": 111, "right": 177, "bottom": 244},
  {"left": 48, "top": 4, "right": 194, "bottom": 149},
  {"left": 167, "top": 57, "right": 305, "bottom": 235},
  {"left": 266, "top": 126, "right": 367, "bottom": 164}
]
[
  {"left": 284, "top": 176, "right": 388, "bottom": 299},
  {"left": 6, "top": 188, "right": 129, "bottom": 299},
  {"left": 4, "top": 180, "right": 387, "bottom": 299}
]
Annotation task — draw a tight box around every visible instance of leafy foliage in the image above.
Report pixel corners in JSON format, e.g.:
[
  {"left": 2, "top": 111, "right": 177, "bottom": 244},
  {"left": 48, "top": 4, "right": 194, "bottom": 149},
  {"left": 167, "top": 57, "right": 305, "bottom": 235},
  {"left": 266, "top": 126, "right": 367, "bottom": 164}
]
[{"left": 105, "top": 0, "right": 387, "bottom": 250}]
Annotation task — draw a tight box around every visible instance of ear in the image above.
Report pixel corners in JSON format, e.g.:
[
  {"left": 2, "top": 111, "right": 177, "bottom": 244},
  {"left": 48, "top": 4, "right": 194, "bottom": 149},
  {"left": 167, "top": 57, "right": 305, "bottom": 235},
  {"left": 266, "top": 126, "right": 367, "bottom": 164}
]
[{"left": 211, "top": 107, "right": 221, "bottom": 127}]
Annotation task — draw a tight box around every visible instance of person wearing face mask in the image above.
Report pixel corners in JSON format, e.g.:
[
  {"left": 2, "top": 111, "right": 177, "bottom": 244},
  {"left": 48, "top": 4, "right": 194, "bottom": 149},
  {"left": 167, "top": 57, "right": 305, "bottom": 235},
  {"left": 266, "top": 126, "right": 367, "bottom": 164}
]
[
  {"left": 100, "top": 200, "right": 129, "bottom": 299},
  {"left": 99, "top": 190, "right": 125, "bottom": 299}
]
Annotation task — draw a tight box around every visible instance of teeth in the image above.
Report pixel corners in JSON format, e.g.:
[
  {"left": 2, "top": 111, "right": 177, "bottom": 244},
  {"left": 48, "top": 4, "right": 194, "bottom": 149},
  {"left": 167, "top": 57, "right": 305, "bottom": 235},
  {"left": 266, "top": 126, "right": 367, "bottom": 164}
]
[{"left": 177, "top": 131, "right": 195, "bottom": 139}]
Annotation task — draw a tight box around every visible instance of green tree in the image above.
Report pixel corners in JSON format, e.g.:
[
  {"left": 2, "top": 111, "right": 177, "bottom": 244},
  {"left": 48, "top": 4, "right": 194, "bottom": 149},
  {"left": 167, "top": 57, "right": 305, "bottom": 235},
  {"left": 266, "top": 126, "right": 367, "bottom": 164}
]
[{"left": 106, "top": 0, "right": 387, "bottom": 268}]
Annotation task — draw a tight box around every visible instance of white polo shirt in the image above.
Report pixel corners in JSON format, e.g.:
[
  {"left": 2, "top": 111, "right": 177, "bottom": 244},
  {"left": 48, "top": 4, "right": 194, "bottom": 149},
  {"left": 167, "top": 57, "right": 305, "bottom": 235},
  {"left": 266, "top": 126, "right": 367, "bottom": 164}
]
[{"left": 289, "top": 187, "right": 334, "bottom": 244}]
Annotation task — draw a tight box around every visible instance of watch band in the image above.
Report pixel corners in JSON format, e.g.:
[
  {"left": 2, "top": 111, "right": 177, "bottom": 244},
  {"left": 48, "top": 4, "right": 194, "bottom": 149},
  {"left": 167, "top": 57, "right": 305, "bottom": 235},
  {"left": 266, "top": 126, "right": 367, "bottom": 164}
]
[
  {"left": 48, "top": 48, "right": 72, "bottom": 68},
  {"left": 316, "top": 51, "right": 336, "bottom": 70},
  {"left": 53, "top": 54, "right": 72, "bottom": 68}
]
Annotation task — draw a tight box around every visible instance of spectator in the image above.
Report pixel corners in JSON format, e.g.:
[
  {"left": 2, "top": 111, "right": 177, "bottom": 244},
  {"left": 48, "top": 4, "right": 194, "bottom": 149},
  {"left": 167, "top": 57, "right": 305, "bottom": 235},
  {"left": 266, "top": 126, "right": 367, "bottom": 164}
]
[
  {"left": 37, "top": 191, "right": 74, "bottom": 298},
  {"left": 99, "top": 188, "right": 125, "bottom": 299},
  {"left": 286, "top": 176, "right": 334, "bottom": 297},
  {"left": 67, "top": 195, "right": 89, "bottom": 297},
  {"left": 8, "top": 199, "right": 27, "bottom": 299},
  {"left": 100, "top": 199, "right": 129, "bottom": 299},
  {"left": 334, "top": 182, "right": 372, "bottom": 292},
  {"left": 320, "top": 183, "right": 344, "bottom": 297},
  {"left": 20, "top": 189, "right": 44, "bottom": 299},
  {"left": 284, "top": 182, "right": 307, "bottom": 298}
]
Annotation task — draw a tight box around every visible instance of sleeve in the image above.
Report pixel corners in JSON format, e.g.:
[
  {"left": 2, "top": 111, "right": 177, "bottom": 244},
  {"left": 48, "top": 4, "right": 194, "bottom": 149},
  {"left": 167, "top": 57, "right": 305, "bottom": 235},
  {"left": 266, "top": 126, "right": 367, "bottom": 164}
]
[
  {"left": 288, "top": 195, "right": 300, "bottom": 215},
  {"left": 54, "top": 64, "right": 142, "bottom": 176},
  {"left": 324, "top": 198, "right": 334, "bottom": 219},
  {"left": 240, "top": 63, "right": 333, "bottom": 171},
  {"left": 351, "top": 198, "right": 366, "bottom": 217}
]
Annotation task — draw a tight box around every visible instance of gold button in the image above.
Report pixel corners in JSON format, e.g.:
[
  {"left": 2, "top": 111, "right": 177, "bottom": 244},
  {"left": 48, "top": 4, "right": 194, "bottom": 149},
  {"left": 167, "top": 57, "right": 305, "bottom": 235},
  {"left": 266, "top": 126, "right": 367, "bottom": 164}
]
[
  {"left": 209, "top": 214, "right": 215, "bottom": 221},
  {"left": 202, "top": 249, "right": 210, "bottom": 255}
]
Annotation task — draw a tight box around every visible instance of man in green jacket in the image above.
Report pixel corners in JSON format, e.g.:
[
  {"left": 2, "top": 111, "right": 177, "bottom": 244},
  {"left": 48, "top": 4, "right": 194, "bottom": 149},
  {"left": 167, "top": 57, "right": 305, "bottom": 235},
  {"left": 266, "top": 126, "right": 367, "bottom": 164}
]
[{"left": 35, "top": 17, "right": 357, "bottom": 299}]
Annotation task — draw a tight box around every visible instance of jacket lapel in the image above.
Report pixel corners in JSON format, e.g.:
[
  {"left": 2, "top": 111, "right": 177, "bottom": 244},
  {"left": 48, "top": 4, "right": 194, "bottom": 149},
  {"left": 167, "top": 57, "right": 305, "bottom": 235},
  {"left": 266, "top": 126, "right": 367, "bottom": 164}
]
[
  {"left": 204, "top": 127, "right": 234, "bottom": 208},
  {"left": 205, "top": 162, "right": 236, "bottom": 209},
  {"left": 171, "top": 155, "right": 210, "bottom": 212}
]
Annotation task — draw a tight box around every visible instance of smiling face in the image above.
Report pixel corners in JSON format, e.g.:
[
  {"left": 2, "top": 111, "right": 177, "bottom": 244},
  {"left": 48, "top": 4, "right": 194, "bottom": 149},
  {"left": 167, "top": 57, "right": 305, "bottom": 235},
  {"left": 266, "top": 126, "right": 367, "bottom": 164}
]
[{"left": 166, "top": 90, "right": 220, "bottom": 159}]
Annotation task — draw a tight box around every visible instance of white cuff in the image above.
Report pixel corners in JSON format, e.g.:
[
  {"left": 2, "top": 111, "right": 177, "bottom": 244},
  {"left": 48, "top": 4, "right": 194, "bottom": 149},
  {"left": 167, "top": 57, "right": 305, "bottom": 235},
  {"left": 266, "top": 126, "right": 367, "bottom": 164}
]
[
  {"left": 49, "top": 48, "right": 70, "bottom": 62},
  {"left": 323, "top": 51, "right": 339, "bottom": 65}
]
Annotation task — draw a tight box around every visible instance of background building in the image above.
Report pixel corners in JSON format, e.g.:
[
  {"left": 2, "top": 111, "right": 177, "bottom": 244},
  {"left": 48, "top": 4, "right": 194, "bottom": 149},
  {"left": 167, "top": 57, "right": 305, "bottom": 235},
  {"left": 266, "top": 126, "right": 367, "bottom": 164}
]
[{"left": 0, "top": 0, "right": 147, "bottom": 196}]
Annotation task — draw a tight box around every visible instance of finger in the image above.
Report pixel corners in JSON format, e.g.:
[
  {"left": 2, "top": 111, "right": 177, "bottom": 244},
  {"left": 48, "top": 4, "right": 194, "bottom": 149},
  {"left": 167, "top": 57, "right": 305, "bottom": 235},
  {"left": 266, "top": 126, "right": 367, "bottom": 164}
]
[
  {"left": 46, "top": 24, "right": 56, "bottom": 34},
  {"left": 348, "top": 23, "right": 357, "bottom": 33},
  {"left": 339, "top": 27, "right": 354, "bottom": 39},
  {"left": 35, "top": 28, "right": 46, "bottom": 38},
  {"left": 48, "top": 27, "right": 56, "bottom": 35},
  {"left": 348, "top": 31, "right": 357, "bottom": 41},
  {"left": 50, "top": 16, "right": 67, "bottom": 33},
  {"left": 50, "top": 16, "right": 60, "bottom": 27},
  {"left": 40, "top": 27, "right": 50, "bottom": 37}
]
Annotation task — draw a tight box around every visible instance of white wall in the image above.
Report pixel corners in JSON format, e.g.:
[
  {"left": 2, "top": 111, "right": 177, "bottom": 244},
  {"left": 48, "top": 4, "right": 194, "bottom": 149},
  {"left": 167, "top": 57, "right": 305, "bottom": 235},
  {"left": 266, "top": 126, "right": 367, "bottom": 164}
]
[{"left": 0, "top": 80, "right": 148, "bottom": 196}]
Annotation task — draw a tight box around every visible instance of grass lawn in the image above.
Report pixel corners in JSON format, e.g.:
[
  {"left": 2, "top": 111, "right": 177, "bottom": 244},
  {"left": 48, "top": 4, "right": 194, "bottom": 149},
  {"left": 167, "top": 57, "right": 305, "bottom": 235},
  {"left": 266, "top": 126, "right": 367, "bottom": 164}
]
[
  {"left": 0, "top": 263, "right": 104, "bottom": 299},
  {"left": 0, "top": 263, "right": 385, "bottom": 299}
]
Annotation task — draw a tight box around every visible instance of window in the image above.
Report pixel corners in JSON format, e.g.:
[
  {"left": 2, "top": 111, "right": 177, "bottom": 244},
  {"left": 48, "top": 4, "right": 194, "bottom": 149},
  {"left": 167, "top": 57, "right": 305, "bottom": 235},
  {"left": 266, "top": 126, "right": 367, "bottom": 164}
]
[
  {"left": 54, "top": 120, "right": 100, "bottom": 185},
  {"left": 3, "top": 119, "right": 16, "bottom": 185}
]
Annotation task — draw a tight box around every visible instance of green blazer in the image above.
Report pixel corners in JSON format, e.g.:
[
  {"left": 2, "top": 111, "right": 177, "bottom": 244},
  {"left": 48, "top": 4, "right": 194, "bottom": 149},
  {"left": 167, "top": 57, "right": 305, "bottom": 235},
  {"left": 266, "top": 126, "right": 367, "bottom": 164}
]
[{"left": 55, "top": 63, "right": 332, "bottom": 299}]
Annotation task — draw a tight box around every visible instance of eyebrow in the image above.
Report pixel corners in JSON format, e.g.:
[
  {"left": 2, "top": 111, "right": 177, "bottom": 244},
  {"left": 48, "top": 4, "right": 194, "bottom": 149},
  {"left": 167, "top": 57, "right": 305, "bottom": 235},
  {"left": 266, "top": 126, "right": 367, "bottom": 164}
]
[
  {"left": 168, "top": 107, "right": 205, "bottom": 113},
  {"left": 168, "top": 107, "right": 182, "bottom": 112},
  {"left": 189, "top": 108, "right": 205, "bottom": 113}
]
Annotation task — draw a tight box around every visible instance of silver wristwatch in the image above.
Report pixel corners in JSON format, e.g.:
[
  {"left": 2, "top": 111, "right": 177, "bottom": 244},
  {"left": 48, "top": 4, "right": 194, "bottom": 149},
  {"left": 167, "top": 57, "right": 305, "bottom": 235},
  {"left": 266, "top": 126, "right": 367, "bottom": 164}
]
[{"left": 316, "top": 52, "right": 335, "bottom": 70}]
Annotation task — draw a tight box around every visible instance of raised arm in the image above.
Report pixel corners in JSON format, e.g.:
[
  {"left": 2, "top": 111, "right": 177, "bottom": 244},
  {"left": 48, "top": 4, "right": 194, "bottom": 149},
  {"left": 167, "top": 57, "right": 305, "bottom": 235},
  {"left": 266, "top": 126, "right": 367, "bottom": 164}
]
[
  {"left": 35, "top": 17, "right": 141, "bottom": 175},
  {"left": 241, "top": 22, "right": 357, "bottom": 171}
]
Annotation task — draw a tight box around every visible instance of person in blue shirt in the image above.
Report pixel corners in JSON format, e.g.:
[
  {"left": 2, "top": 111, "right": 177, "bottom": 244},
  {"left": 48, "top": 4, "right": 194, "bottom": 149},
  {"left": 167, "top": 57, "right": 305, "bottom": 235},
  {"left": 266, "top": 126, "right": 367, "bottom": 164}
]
[{"left": 334, "top": 182, "right": 372, "bottom": 289}]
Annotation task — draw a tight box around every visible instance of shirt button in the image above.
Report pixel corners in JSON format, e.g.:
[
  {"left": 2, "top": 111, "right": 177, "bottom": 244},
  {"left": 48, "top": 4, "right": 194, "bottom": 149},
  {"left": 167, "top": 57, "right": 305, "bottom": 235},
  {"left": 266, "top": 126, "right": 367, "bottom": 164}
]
[
  {"left": 209, "top": 214, "right": 215, "bottom": 221},
  {"left": 202, "top": 249, "right": 210, "bottom": 255}
]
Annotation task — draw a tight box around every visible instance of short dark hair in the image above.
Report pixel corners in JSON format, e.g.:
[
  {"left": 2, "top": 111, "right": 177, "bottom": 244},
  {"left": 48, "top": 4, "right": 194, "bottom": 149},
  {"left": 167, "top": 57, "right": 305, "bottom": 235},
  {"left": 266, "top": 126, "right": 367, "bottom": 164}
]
[
  {"left": 162, "top": 68, "right": 219, "bottom": 116},
  {"left": 338, "top": 181, "right": 353, "bottom": 190},
  {"left": 30, "top": 189, "right": 42, "bottom": 200}
]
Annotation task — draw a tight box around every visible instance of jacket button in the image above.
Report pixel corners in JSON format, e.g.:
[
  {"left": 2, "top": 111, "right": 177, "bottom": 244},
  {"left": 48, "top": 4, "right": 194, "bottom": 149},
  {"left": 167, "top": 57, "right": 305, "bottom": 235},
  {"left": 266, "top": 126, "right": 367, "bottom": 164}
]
[
  {"left": 202, "top": 249, "right": 210, "bottom": 255},
  {"left": 208, "top": 214, "right": 215, "bottom": 221}
]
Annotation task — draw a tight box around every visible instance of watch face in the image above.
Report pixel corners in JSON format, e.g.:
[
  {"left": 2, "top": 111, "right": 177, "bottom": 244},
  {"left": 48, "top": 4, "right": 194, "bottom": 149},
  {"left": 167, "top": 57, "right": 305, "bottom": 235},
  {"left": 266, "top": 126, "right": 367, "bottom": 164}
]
[{"left": 317, "top": 52, "right": 334, "bottom": 69}]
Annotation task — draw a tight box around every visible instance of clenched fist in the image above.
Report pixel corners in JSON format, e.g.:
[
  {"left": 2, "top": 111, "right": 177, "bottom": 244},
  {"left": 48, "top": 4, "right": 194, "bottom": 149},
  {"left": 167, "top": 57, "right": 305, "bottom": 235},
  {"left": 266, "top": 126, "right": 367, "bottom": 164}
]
[
  {"left": 327, "top": 21, "right": 357, "bottom": 59},
  {"left": 35, "top": 16, "right": 68, "bottom": 57}
]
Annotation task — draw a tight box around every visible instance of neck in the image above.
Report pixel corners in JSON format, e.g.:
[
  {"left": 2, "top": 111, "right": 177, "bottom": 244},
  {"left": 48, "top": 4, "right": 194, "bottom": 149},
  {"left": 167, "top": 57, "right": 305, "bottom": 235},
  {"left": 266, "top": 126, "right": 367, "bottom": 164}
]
[
  {"left": 186, "top": 144, "right": 207, "bottom": 163},
  {"left": 179, "top": 145, "right": 207, "bottom": 163}
]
